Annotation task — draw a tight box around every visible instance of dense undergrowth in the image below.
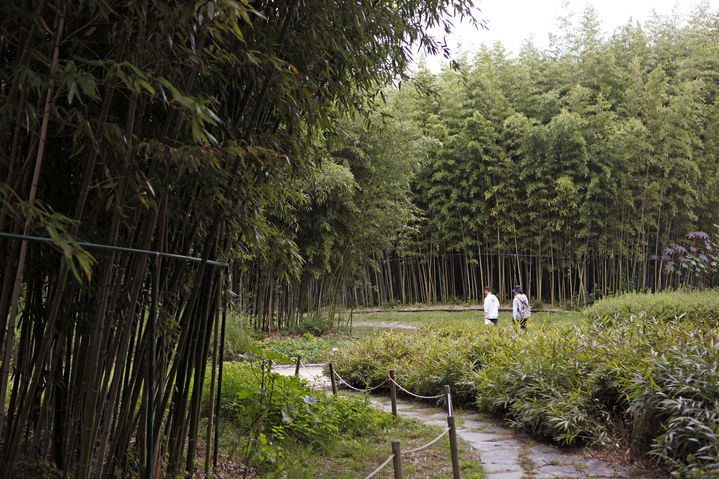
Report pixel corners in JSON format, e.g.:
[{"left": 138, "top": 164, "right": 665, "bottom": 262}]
[
  {"left": 223, "top": 311, "right": 348, "bottom": 364},
  {"left": 585, "top": 289, "right": 719, "bottom": 324},
  {"left": 202, "top": 362, "right": 393, "bottom": 474},
  {"left": 202, "top": 361, "right": 487, "bottom": 478},
  {"left": 331, "top": 304, "right": 719, "bottom": 478}
]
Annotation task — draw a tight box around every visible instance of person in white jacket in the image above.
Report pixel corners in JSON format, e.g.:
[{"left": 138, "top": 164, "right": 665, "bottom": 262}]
[
  {"left": 512, "top": 285, "right": 530, "bottom": 330},
  {"left": 483, "top": 286, "right": 499, "bottom": 326}
]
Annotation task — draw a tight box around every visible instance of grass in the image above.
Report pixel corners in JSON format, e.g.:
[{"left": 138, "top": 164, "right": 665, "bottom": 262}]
[
  {"left": 585, "top": 288, "right": 719, "bottom": 325},
  {"left": 205, "top": 361, "right": 486, "bottom": 478},
  {"left": 258, "top": 333, "right": 347, "bottom": 364},
  {"left": 274, "top": 417, "right": 485, "bottom": 478},
  {"left": 343, "top": 309, "right": 583, "bottom": 327},
  {"left": 225, "top": 308, "right": 583, "bottom": 363},
  {"left": 213, "top": 415, "right": 486, "bottom": 478}
]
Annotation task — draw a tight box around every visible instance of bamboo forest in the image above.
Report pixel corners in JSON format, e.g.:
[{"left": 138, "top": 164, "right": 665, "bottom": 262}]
[
  {"left": 236, "top": 4, "right": 719, "bottom": 327},
  {"left": 1, "top": 0, "right": 719, "bottom": 478}
]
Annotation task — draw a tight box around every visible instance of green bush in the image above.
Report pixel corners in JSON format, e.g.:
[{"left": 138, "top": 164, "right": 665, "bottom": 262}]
[
  {"left": 223, "top": 311, "right": 263, "bottom": 359},
  {"left": 299, "top": 313, "right": 334, "bottom": 335},
  {"left": 259, "top": 333, "right": 347, "bottom": 364},
  {"left": 331, "top": 318, "right": 719, "bottom": 476},
  {"left": 530, "top": 298, "right": 544, "bottom": 310},
  {"left": 473, "top": 326, "right": 608, "bottom": 445},
  {"left": 331, "top": 329, "right": 490, "bottom": 406},
  {"left": 584, "top": 289, "right": 719, "bottom": 325},
  {"left": 203, "top": 361, "right": 393, "bottom": 469},
  {"left": 625, "top": 330, "right": 719, "bottom": 478}
]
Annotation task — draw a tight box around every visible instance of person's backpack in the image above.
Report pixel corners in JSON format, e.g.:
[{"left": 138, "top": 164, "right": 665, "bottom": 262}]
[{"left": 518, "top": 298, "right": 531, "bottom": 319}]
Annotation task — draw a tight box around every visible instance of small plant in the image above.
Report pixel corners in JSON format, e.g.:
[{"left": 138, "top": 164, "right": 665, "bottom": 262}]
[
  {"left": 223, "top": 311, "right": 264, "bottom": 359},
  {"left": 15, "top": 459, "right": 63, "bottom": 479},
  {"left": 530, "top": 298, "right": 544, "bottom": 310},
  {"left": 655, "top": 227, "right": 719, "bottom": 287},
  {"left": 299, "top": 313, "right": 334, "bottom": 336},
  {"left": 259, "top": 334, "right": 348, "bottom": 364},
  {"left": 204, "top": 360, "right": 392, "bottom": 474},
  {"left": 449, "top": 295, "right": 464, "bottom": 305}
]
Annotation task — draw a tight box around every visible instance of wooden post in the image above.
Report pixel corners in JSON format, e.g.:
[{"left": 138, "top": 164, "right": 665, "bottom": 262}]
[
  {"left": 392, "top": 441, "right": 403, "bottom": 479},
  {"left": 390, "top": 369, "right": 397, "bottom": 416},
  {"left": 329, "top": 363, "right": 337, "bottom": 396},
  {"left": 444, "top": 384, "right": 453, "bottom": 417},
  {"left": 295, "top": 355, "right": 301, "bottom": 377},
  {"left": 447, "top": 416, "right": 461, "bottom": 479}
]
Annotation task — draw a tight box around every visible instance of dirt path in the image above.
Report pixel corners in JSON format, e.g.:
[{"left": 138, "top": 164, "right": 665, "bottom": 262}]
[{"left": 280, "top": 365, "right": 657, "bottom": 479}]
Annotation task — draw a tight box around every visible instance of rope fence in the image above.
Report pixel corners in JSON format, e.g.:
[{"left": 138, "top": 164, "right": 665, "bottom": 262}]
[
  {"left": 364, "top": 453, "right": 396, "bottom": 479},
  {"left": 269, "top": 358, "right": 463, "bottom": 478},
  {"left": 269, "top": 359, "right": 455, "bottom": 418},
  {"left": 388, "top": 376, "right": 445, "bottom": 400},
  {"left": 331, "top": 367, "right": 391, "bottom": 392},
  {"left": 326, "top": 363, "right": 462, "bottom": 479},
  {"left": 404, "top": 427, "right": 450, "bottom": 454}
]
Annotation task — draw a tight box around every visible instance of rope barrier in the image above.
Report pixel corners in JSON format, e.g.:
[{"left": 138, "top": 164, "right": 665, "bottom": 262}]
[
  {"left": 267, "top": 360, "right": 328, "bottom": 372},
  {"left": 362, "top": 453, "right": 395, "bottom": 479},
  {"left": 330, "top": 365, "right": 446, "bottom": 400},
  {"left": 388, "top": 377, "right": 445, "bottom": 400},
  {"left": 286, "top": 361, "right": 460, "bottom": 479},
  {"left": 297, "top": 360, "right": 328, "bottom": 374},
  {"left": 332, "top": 368, "right": 390, "bottom": 392},
  {"left": 361, "top": 427, "right": 452, "bottom": 478},
  {"left": 284, "top": 361, "right": 448, "bottom": 405},
  {"left": 404, "top": 427, "right": 450, "bottom": 455},
  {"left": 299, "top": 362, "right": 327, "bottom": 368},
  {"left": 274, "top": 360, "right": 460, "bottom": 479}
]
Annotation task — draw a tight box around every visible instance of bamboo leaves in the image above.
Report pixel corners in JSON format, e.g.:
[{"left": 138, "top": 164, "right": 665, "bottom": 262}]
[{"left": 1, "top": 0, "right": 479, "bottom": 475}]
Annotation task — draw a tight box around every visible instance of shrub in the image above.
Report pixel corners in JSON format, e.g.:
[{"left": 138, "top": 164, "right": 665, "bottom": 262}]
[
  {"left": 299, "top": 313, "right": 334, "bottom": 336},
  {"left": 331, "top": 317, "right": 719, "bottom": 476},
  {"left": 584, "top": 289, "right": 719, "bottom": 325},
  {"left": 530, "top": 298, "right": 544, "bottom": 310},
  {"left": 203, "top": 361, "right": 393, "bottom": 469},
  {"left": 223, "top": 311, "right": 263, "bottom": 359},
  {"left": 259, "top": 334, "right": 347, "bottom": 364},
  {"left": 331, "top": 328, "right": 491, "bottom": 407},
  {"left": 628, "top": 330, "right": 719, "bottom": 477}
]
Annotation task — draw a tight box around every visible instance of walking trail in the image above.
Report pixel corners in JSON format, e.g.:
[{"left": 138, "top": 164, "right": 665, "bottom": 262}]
[{"left": 274, "top": 364, "right": 655, "bottom": 479}]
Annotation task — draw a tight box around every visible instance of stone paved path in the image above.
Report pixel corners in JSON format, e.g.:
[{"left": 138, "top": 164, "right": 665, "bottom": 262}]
[
  {"left": 272, "top": 363, "right": 331, "bottom": 388},
  {"left": 273, "top": 365, "right": 656, "bottom": 479},
  {"left": 367, "top": 396, "right": 651, "bottom": 479}
]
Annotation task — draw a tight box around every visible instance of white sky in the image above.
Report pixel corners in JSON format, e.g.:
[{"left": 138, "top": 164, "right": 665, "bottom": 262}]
[{"left": 417, "top": 0, "right": 719, "bottom": 71}]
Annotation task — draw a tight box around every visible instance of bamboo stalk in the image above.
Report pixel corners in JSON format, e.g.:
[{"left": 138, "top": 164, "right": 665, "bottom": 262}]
[{"left": 0, "top": 6, "right": 66, "bottom": 454}]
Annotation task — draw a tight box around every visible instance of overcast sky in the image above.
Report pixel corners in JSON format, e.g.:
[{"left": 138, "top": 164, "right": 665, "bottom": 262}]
[{"left": 417, "top": 0, "right": 719, "bottom": 71}]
